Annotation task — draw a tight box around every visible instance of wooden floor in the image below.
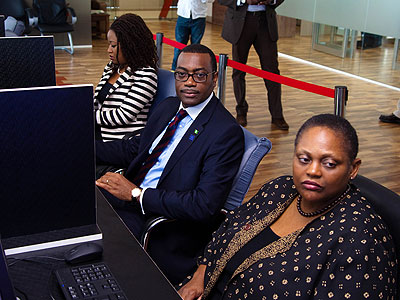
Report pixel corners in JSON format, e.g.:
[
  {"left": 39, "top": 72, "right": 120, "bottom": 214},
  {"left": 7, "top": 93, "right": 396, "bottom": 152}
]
[{"left": 54, "top": 20, "right": 400, "bottom": 198}]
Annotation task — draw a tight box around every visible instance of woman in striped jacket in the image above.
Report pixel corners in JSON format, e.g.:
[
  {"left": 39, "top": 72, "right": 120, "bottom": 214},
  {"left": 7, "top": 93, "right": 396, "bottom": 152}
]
[{"left": 94, "top": 13, "right": 158, "bottom": 141}]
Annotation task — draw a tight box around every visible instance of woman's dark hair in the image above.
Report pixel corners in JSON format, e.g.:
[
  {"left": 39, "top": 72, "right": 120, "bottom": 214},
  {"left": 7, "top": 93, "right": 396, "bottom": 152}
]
[
  {"left": 178, "top": 44, "right": 217, "bottom": 72},
  {"left": 109, "top": 13, "right": 158, "bottom": 71},
  {"left": 294, "top": 114, "right": 359, "bottom": 161}
]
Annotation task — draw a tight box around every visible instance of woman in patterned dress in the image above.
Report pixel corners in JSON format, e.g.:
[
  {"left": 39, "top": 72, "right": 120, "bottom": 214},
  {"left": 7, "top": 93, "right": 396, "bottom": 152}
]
[
  {"left": 94, "top": 13, "right": 158, "bottom": 141},
  {"left": 179, "top": 114, "right": 397, "bottom": 300}
]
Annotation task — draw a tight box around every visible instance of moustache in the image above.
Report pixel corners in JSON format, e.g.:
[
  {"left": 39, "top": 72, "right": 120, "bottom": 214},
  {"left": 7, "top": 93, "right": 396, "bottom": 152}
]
[{"left": 180, "top": 89, "right": 199, "bottom": 94}]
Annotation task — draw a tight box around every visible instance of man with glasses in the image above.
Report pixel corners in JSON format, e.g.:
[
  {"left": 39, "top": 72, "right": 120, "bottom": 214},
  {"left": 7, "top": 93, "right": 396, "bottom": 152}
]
[{"left": 96, "top": 44, "right": 244, "bottom": 285}]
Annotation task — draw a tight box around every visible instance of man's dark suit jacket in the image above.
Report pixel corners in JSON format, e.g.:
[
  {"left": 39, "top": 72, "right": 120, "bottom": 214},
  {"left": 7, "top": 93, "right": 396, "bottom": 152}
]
[
  {"left": 219, "top": 0, "right": 284, "bottom": 45},
  {"left": 96, "top": 95, "right": 244, "bottom": 284}
]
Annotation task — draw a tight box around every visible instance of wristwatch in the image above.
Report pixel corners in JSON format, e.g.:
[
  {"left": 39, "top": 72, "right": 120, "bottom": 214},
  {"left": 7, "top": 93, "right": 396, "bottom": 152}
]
[{"left": 131, "top": 187, "right": 142, "bottom": 202}]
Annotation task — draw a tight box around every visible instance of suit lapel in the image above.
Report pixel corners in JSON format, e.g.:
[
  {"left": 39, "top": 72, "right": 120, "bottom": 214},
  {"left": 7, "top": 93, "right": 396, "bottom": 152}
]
[
  {"left": 107, "top": 66, "right": 132, "bottom": 96},
  {"left": 126, "top": 98, "right": 180, "bottom": 177},
  {"left": 142, "top": 98, "right": 181, "bottom": 152},
  {"left": 158, "top": 97, "right": 218, "bottom": 184},
  {"left": 94, "top": 67, "right": 113, "bottom": 98}
]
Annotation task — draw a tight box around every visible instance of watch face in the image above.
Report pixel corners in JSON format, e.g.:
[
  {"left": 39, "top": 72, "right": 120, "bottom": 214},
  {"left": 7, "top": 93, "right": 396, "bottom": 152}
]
[{"left": 132, "top": 188, "right": 141, "bottom": 198}]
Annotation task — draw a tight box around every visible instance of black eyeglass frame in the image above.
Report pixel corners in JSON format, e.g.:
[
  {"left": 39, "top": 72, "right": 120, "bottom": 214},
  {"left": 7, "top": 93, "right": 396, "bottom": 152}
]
[{"left": 174, "top": 71, "right": 216, "bottom": 83}]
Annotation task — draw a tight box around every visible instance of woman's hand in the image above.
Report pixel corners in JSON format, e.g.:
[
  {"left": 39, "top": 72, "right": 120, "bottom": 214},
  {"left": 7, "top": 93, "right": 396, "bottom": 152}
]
[{"left": 178, "top": 265, "right": 206, "bottom": 300}]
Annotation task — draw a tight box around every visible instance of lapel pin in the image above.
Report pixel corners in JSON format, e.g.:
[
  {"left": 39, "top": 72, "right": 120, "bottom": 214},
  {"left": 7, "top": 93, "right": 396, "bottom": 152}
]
[{"left": 189, "top": 129, "right": 199, "bottom": 141}]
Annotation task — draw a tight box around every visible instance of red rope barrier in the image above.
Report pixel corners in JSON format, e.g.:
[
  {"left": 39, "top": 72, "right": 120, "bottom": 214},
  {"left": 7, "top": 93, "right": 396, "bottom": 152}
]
[
  {"left": 154, "top": 35, "right": 335, "bottom": 99},
  {"left": 227, "top": 59, "right": 335, "bottom": 98}
]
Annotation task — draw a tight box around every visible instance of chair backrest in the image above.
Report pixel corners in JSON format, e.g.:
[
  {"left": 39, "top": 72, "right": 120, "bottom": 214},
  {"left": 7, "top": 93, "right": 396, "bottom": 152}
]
[
  {"left": 33, "top": 0, "right": 68, "bottom": 25},
  {"left": 223, "top": 127, "right": 272, "bottom": 210},
  {"left": 0, "top": 0, "right": 26, "bottom": 21},
  {"left": 148, "top": 68, "right": 176, "bottom": 117},
  {"left": 352, "top": 174, "right": 400, "bottom": 286}
]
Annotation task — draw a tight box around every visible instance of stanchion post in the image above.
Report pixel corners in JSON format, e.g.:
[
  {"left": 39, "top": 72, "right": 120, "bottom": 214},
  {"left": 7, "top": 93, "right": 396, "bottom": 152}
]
[
  {"left": 155, "top": 32, "right": 164, "bottom": 68},
  {"left": 217, "top": 54, "right": 228, "bottom": 105},
  {"left": 334, "top": 86, "right": 348, "bottom": 117}
]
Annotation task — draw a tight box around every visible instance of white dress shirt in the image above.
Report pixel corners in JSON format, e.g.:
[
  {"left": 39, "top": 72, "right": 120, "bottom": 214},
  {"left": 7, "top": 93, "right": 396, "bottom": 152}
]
[{"left": 177, "top": 0, "right": 213, "bottom": 19}]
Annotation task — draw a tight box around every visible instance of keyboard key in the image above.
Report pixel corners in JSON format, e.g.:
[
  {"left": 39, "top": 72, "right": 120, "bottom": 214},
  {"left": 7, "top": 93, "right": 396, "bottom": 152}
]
[{"left": 56, "top": 262, "right": 127, "bottom": 300}]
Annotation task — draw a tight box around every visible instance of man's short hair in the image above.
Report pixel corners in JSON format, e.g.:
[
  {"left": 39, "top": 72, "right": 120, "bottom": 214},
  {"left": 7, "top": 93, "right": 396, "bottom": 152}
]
[{"left": 178, "top": 44, "right": 217, "bottom": 72}]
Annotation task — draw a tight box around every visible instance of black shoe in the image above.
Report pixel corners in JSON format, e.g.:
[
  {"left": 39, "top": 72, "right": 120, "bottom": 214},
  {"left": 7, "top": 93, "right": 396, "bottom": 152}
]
[
  {"left": 379, "top": 113, "right": 400, "bottom": 124},
  {"left": 272, "top": 118, "right": 289, "bottom": 130},
  {"left": 236, "top": 115, "right": 247, "bottom": 127}
]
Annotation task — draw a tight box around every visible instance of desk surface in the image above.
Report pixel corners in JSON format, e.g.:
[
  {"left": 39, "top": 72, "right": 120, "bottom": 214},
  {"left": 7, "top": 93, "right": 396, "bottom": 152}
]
[
  {"left": 96, "top": 188, "right": 180, "bottom": 299},
  {"left": 7, "top": 189, "right": 181, "bottom": 300}
]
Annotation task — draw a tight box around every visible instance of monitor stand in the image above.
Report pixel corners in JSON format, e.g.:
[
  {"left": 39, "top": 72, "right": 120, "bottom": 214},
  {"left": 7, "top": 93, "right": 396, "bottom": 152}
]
[{"left": 3, "top": 224, "right": 102, "bottom": 256}]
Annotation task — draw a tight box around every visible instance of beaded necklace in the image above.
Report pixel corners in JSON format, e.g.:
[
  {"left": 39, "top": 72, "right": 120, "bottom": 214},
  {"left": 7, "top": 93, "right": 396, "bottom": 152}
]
[{"left": 296, "top": 184, "right": 351, "bottom": 217}]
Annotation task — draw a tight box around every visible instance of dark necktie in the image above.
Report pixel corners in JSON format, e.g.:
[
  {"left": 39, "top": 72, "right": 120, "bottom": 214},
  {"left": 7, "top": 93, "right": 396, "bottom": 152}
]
[{"left": 133, "top": 109, "right": 188, "bottom": 186}]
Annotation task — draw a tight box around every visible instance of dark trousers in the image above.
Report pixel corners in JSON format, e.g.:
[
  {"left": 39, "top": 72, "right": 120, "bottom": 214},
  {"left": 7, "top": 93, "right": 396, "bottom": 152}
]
[
  {"left": 172, "top": 16, "right": 206, "bottom": 70},
  {"left": 232, "top": 12, "right": 283, "bottom": 119},
  {"left": 99, "top": 187, "right": 146, "bottom": 239}
]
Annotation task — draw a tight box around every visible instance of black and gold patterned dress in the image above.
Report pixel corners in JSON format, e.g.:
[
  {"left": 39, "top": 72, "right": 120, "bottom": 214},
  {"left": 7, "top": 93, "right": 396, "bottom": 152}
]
[{"left": 194, "top": 176, "right": 397, "bottom": 299}]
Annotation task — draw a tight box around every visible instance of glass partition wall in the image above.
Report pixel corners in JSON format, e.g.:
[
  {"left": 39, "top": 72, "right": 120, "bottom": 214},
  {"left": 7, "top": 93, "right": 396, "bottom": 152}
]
[
  {"left": 276, "top": 0, "right": 400, "bottom": 87},
  {"left": 312, "top": 24, "right": 358, "bottom": 59}
]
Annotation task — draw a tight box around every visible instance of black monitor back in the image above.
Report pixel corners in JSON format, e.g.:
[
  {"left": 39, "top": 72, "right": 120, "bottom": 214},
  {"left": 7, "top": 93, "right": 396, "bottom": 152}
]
[
  {"left": 0, "top": 36, "right": 56, "bottom": 89},
  {"left": 0, "top": 15, "right": 4, "bottom": 37},
  {"left": 0, "top": 85, "right": 96, "bottom": 248},
  {"left": 0, "top": 240, "right": 16, "bottom": 299}
]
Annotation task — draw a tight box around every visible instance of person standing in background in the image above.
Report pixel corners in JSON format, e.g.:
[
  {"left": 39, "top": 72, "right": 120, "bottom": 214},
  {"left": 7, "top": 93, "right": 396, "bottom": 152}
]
[
  {"left": 171, "top": 0, "right": 213, "bottom": 70},
  {"left": 219, "top": 0, "right": 289, "bottom": 130}
]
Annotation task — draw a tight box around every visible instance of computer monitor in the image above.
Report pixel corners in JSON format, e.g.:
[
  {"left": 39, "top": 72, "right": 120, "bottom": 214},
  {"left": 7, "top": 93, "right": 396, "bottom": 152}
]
[
  {"left": 0, "top": 85, "right": 101, "bottom": 255},
  {"left": 0, "top": 36, "right": 56, "bottom": 89},
  {"left": 0, "top": 240, "right": 17, "bottom": 299},
  {"left": 0, "top": 15, "right": 5, "bottom": 37}
]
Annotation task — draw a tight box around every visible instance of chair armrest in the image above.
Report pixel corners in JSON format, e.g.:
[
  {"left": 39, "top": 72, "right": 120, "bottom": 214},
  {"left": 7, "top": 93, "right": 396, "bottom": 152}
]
[
  {"left": 140, "top": 211, "right": 227, "bottom": 250},
  {"left": 140, "top": 216, "right": 170, "bottom": 249},
  {"left": 25, "top": 8, "right": 38, "bottom": 27},
  {"left": 122, "top": 128, "right": 143, "bottom": 140},
  {"left": 113, "top": 168, "right": 125, "bottom": 175},
  {"left": 223, "top": 127, "right": 272, "bottom": 210},
  {"left": 66, "top": 7, "right": 77, "bottom": 25}
]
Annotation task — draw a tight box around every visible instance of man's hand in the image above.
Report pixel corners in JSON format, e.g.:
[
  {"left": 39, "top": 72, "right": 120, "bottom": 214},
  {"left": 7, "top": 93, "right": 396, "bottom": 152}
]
[
  {"left": 178, "top": 265, "right": 206, "bottom": 300},
  {"left": 96, "top": 172, "right": 136, "bottom": 201}
]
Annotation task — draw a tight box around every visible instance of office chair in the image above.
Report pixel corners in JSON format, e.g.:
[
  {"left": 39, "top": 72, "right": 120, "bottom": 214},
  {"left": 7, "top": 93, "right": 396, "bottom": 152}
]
[
  {"left": 140, "top": 127, "right": 272, "bottom": 249},
  {"left": 0, "top": 0, "right": 37, "bottom": 35},
  {"left": 33, "top": 0, "right": 77, "bottom": 54},
  {"left": 148, "top": 68, "right": 176, "bottom": 117},
  {"left": 352, "top": 174, "right": 400, "bottom": 289}
]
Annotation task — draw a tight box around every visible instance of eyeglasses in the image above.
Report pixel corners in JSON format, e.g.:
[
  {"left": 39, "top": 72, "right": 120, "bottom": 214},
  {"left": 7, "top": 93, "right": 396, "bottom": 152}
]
[{"left": 174, "top": 71, "right": 216, "bottom": 83}]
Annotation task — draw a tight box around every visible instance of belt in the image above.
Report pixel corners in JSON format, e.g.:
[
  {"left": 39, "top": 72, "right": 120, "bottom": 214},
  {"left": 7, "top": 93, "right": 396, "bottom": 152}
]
[{"left": 246, "top": 10, "right": 265, "bottom": 16}]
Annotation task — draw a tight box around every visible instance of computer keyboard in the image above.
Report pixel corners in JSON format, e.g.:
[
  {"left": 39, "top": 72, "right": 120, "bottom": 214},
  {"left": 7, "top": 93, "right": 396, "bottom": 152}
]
[{"left": 55, "top": 262, "right": 127, "bottom": 300}]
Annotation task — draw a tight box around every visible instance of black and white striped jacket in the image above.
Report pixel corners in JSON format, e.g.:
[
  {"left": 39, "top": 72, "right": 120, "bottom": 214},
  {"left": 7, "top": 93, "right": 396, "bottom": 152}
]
[{"left": 94, "top": 62, "right": 158, "bottom": 141}]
